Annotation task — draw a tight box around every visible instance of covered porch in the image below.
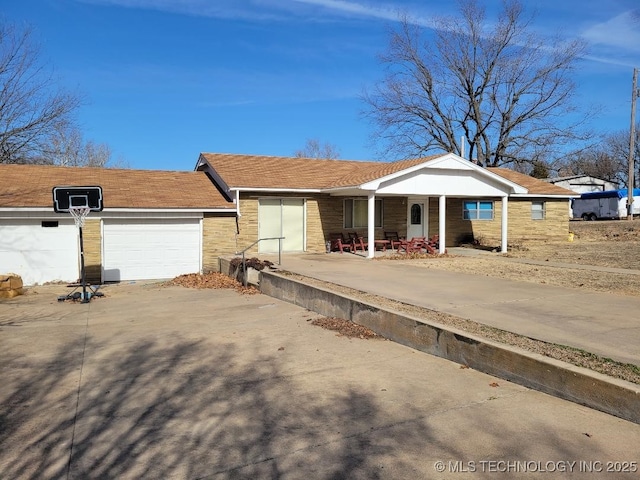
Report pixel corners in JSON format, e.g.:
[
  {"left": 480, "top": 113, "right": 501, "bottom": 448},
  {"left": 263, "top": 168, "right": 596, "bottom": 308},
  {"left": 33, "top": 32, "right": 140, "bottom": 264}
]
[{"left": 324, "top": 154, "right": 526, "bottom": 258}]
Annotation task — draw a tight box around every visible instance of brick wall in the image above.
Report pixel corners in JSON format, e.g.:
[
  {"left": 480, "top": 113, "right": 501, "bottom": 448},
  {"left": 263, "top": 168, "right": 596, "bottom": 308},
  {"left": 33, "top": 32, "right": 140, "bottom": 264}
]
[
  {"left": 428, "top": 197, "right": 569, "bottom": 246},
  {"left": 237, "top": 194, "right": 409, "bottom": 254},
  {"left": 202, "top": 214, "right": 238, "bottom": 272},
  {"left": 237, "top": 195, "right": 260, "bottom": 256},
  {"left": 427, "top": 197, "right": 471, "bottom": 246},
  {"left": 315, "top": 196, "right": 408, "bottom": 247},
  {"left": 235, "top": 194, "right": 569, "bottom": 254}
]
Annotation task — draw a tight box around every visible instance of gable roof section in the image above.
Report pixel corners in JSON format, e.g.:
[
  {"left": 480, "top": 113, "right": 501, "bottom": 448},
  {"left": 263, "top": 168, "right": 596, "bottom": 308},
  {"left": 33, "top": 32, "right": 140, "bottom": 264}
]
[
  {"left": 0, "top": 164, "right": 235, "bottom": 210},
  {"left": 488, "top": 168, "right": 575, "bottom": 196}
]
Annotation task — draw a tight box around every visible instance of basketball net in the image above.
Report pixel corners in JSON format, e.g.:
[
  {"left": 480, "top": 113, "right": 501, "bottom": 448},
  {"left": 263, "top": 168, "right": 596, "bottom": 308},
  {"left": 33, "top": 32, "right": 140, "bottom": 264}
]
[{"left": 69, "top": 206, "right": 91, "bottom": 228}]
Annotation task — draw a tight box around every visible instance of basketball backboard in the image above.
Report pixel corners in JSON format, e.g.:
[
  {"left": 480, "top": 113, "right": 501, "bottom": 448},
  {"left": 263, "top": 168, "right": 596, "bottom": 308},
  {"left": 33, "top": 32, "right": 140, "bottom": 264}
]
[{"left": 52, "top": 186, "right": 103, "bottom": 213}]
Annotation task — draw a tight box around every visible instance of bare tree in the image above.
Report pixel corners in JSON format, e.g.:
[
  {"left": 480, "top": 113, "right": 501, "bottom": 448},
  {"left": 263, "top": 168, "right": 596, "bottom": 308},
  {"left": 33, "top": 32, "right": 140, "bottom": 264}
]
[
  {"left": 44, "top": 125, "right": 118, "bottom": 167},
  {"left": 364, "top": 0, "right": 591, "bottom": 168},
  {"left": 0, "top": 21, "right": 81, "bottom": 164},
  {"left": 294, "top": 138, "right": 341, "bottom": 160},
  {"left": 558, "top": 126, "right": 640, "bottom": 188}
]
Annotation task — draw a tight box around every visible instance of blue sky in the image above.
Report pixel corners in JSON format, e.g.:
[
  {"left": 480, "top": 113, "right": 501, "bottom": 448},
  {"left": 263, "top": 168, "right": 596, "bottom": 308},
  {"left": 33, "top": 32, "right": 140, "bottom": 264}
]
[{"left": 2, "top": 0, "right": 639, "bottom": 171}]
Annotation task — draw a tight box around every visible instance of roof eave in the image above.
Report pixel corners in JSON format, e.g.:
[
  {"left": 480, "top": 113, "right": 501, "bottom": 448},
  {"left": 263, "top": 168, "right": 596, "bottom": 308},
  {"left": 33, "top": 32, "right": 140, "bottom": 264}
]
[
  {"left": 232, "top": 187, "right": 324, "bottom": 193},
  {"left": 510, "top": 194, "right": 577, "bottom": 199},
  {"left": 0, "top": 207, "right": 237, "bottom": 213}
]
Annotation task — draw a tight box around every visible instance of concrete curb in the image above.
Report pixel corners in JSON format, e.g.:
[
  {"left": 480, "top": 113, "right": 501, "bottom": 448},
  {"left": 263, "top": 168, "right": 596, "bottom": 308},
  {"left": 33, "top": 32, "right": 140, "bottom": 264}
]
[{"left": 260, "top": 270, "right": 640, "bottom": 425}]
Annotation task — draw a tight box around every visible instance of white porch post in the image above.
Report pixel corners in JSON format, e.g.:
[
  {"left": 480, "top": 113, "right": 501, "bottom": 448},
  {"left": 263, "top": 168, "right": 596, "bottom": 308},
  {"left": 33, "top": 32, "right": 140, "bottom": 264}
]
[
  {"left": 367, "top": 192, "right": 375, "bottom": 259},
  {"left": 438, "top": 195, "right": 446, "bottom": 254},
  {"left": 501, "top": 196, "right": 508, "bottom": 253}
]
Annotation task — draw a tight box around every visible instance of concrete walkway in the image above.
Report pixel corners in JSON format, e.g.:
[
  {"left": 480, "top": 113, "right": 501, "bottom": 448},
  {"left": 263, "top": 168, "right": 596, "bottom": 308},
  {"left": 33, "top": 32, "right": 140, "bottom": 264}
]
[{"left": 269, "top": 251, "right": 640, "bottom": 367}]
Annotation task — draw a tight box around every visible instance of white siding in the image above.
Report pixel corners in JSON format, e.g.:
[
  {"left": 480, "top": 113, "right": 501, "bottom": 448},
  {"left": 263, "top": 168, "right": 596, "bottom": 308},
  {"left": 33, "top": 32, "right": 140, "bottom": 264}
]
[{"left": 0, "top": 219, "right": 79, "bottom": 285}]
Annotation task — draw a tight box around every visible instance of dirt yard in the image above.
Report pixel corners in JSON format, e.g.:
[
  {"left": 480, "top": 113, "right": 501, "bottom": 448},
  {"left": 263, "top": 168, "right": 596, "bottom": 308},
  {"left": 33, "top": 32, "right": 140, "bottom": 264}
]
[{"left": 391, "top": 220, "right": 640, "bottom": 297}]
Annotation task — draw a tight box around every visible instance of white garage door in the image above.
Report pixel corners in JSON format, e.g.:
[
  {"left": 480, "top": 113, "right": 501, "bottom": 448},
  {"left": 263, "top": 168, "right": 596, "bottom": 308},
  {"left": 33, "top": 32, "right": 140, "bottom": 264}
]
[
  {"left": 103, "top": 218, "right": 201, "bottom": 282},
  {"left": 0, "top": 219, "right": 79, "bottom": 286},
  {"left": 258, "top": 199, "right": 305, "bottom": 253}
]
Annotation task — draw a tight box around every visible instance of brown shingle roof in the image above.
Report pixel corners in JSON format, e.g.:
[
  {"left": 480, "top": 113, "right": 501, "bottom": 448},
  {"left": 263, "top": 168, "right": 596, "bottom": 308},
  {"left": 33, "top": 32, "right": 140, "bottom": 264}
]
[
  {"left": 0, "top": 164, "right": 234, "bottom": 209},
  {"left": 199, "top": 153, "right": 371, "bottom": 189},
  {"left": 199, "top": 153, "right": 439, "bottom": 189},
  {"left": 487, "top": 168, "right": 576, "bottom": 196},
  {"left": 201, "top": 153, "right": 575, "bottom": 196}
]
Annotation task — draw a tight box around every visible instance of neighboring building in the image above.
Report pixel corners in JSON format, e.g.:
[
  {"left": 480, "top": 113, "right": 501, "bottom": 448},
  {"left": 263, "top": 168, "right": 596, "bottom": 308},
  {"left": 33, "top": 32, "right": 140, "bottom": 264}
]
[
  {"left": 544, "top": 175, "right": 618, "bottom": 194},
  {"left": 197, "top": 152, "right": 575, "bottom": 258},
  {"left": 0, "top": 164, "right": 235, "bottom": 285}
]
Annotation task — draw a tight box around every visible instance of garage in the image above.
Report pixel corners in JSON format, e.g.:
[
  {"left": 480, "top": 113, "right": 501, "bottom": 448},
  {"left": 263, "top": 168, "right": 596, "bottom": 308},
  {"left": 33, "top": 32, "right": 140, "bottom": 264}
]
[
  {"left": 102, "top": 218, "right": 202, "bottom": 282},
  {"left": 0, "top": 219, "right": 79, "bottom": 286}
]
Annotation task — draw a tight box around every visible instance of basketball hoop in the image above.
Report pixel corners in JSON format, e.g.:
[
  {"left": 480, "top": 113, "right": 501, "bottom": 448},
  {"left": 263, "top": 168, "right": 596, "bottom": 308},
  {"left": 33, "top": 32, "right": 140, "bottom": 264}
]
[{"left": 69, "top": 206, "right": 91, "bottom": 228}]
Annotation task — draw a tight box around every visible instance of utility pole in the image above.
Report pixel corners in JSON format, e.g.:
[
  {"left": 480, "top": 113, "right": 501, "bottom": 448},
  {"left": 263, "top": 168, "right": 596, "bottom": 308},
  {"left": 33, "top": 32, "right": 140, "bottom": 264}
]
[{"left": 628, "top": 67, "right": 639, "bottom": 220}]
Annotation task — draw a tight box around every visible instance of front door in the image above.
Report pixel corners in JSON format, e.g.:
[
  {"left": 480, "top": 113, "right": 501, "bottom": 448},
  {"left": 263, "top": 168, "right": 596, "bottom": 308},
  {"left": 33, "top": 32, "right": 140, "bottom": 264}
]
[{"left": 407, "top": 202, "right": 424, "bottom": 239}]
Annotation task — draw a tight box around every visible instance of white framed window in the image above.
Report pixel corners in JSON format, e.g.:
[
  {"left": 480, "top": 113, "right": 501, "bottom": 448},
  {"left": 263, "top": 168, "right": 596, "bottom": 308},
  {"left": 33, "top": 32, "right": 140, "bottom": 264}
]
[
  {"left": 463, "top": 200, "right": 494, "bottom": 220},
  {"left": 531, "top": 201, "right": 546, "bottom": 220},
  {"left": 344, "top": 198, "right": 383, "bottom": 228}
]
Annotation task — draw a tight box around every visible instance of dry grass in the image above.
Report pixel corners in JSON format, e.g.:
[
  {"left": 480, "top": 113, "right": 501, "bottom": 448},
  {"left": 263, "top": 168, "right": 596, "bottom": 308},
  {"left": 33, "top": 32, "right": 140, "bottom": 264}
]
[
  {"left": 508, "top": 220, "right": 640, "bottom": 270},
  {"left": 393, "top": 220, "right": 640, "bottom": 297}
]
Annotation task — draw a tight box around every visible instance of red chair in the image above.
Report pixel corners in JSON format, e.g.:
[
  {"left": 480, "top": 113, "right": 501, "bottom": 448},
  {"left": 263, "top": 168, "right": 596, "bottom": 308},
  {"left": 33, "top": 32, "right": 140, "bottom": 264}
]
[
  {"left": 398, "top": 237, "right": 429, "bottom": 254},
  {"left": 426, "top": 234, "right": 440, "bottom": 253},
  {"left": 348, "top": 232, "right": 368, "bottom": 253},
  {"left": 329, "top": 233, "right": 351, "bottom": 253},
  {"left": 384, "top": 231, "right": 403, "bottom": 251}
]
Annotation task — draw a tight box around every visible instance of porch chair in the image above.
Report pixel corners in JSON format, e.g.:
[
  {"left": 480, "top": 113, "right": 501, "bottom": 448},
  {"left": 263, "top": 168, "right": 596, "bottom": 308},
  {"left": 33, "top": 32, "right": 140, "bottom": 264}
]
[
  {"left": 426, "top": 234, "right": 445, "bottom": 254},
  {"left": 398, "top": 236, "right": 427, "bottom": 254},
  {"left": 384, "top": 231, "right": 403, "bottom": 251},
  {"left": 329, "top": 233, "right": 351, "bottom": 253},
  {"left": 348, "top": 232, "right": 368, "bottom": 253},
  {"left": 427, "top": 234, "right": 439, "bottom": 251}
]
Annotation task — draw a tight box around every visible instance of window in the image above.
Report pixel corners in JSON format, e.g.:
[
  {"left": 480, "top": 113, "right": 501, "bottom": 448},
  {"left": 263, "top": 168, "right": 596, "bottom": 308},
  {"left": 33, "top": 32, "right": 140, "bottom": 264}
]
[
  {"left": 410, "top": 204, "right": 422, "bottom": 225},
  {"left": 463, "top": 200, "right": 494, "bottom": 220},
  {"left": 344, "top": 198, "right": 383, "bottom": 228},
  {"left": 531, "top": 201, "right": 545, "bottom": 220}
]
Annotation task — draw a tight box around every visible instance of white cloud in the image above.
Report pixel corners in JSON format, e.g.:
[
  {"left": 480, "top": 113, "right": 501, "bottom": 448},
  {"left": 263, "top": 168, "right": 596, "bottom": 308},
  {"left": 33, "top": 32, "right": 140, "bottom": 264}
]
[
  {"left": 581, "top": 9, "right": 640, "bottom": 53},
  {"left": 77, "top": 0, "right": 435, "bottom": 25},
  {"left": 76, "top": 0, "right": 289, "bottom": 21},
  {"left": 290, "top": 0, "right": 401, "bottom": 22}
]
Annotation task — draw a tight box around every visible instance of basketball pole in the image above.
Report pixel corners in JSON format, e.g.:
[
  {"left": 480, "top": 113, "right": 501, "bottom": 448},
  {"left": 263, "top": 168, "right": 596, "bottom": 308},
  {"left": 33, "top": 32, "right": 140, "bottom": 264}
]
[{"left": 78, "top": 225, "right": 89, "bottom": 303}]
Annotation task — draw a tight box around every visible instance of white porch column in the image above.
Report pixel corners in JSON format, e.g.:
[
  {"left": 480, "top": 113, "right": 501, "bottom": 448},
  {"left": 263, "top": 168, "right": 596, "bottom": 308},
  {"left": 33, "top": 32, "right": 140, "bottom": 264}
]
[
  {"left": 438, "top": 195, "right": 446, "bottom": 254},
  {"left": 367, "top": 192, "right": 375, "bottom": 259},
  {"left": 501, "top": 196, "right": 508, "bottom": 253}
]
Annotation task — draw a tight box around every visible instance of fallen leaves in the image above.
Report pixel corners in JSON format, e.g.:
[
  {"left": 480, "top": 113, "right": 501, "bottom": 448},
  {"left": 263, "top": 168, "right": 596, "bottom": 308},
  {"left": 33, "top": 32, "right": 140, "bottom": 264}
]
[
  {"left": 166, "top": 272, "right": 259, "bottom": 294},
  {"left": 311, "top": 317, "right": 384, "bottom": 339}
]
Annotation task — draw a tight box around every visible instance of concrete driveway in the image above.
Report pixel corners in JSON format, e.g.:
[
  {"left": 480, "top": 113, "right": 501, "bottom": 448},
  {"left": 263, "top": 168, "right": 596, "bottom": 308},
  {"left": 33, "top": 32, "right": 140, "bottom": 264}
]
[{"left": 1, "top": 283, "right": 639, "bottom": 479}]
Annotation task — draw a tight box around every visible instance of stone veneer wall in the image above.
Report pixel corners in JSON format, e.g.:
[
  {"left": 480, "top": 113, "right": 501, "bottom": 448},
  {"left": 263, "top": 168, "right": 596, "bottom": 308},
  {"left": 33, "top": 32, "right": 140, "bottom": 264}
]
[
  {"left": 428, "top": 197, "right": 570, "bottom": 246},
  {"left": 202, "top": 214, "right": 239, "bottom": 272},
  {"left": 235, "top": 194, "right": 570, "bottom": 256},
  {"left": 235, "top": 194, "right": 409, "bottom": 255}
]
